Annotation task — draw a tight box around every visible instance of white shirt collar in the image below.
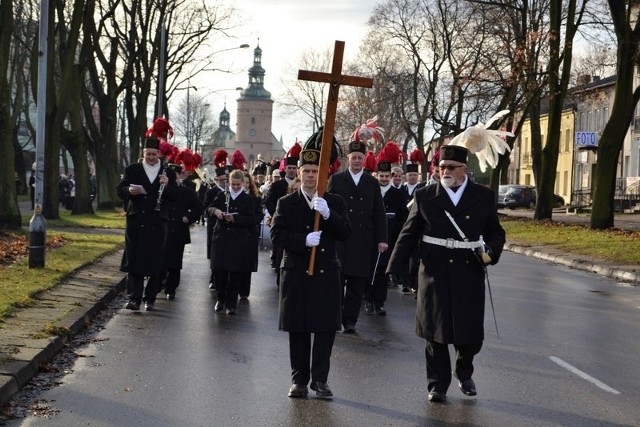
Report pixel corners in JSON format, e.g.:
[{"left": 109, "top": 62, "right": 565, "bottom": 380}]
[
  {"left": 349, "top": 169, "right": 364, "bottom": 185},
  {"left": 442, "top": 175, "right": 468, "bottom": 206}
]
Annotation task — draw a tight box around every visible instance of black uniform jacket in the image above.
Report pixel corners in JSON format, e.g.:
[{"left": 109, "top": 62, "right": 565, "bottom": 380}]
[
  {"left": 116, "top": 162, "right": 177, "bottom": 275},
  {"left": 265, "top": 178, "right": 289, "bottom": 216},
  {"left": 204, "top": 185, "right": 222, "bottom": 259},
  {"left": 327, "top": 170, "right": 387, "bottom": 277},
  {"left": 271, "top": 190, "right": 351, "bottom": 332},
  {"left": 378, "top": 186, "right": 409, "bottom": 267},
  {"left": 210, "top": 190, "right": 261, "bottom": 273},
  {"left": 387, "top": 180, "right": 505, "bottom": 345},
  {"left": 401, "top": 181, "right": 426, "bottom": 204},
  {"left": 163, "top": 182, "right": 203, "bottom": 270}
]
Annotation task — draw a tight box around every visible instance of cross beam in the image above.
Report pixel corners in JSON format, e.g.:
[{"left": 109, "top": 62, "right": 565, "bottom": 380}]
[{"left": 298, "top": 40, "right": 373, "bottom": 275}]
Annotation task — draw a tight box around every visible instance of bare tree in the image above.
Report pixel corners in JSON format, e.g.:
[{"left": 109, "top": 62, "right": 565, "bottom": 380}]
[
  {"left": 0, "top": 0, "right": 20, "bottom": 228},
  {"left": 590, "top": 1, "right": 640, "bottom": 229},
  {"left": 170, "top": 91, "right": 215, "bottom": 153},
  {"left": 535, "top": 0, "right": 589, "bottom": 220}
]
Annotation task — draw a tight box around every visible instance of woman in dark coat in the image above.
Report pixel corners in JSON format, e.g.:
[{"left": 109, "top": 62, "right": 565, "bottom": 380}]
[
  {"left": 160, "top": 165, "right": 203, "bottom": 299},
  {"left": 271, "top": 148, "right": 351, "bottom": 399},
  {"left": 209, "top": 169, "right": 260, "bottom": 315},
  {"left": 238, "top": 172, "right": 263, "bottom": 300}
]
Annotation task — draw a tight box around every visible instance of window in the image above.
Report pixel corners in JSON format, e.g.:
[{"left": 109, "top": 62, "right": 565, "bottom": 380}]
[
  {"left": 565, "top": 129, "right": 570, "bottom": 152},
  {"left": 595, "top": 109, "right": 601, "bottom": 132},
  {"left": 563, "top": 171, "right": 568, "bottom": 195},
  {"left": 603, "top": 107, "right": 609, "bottom": 127},
  {"left": 251, "top": 117, "right": 256, "bottom": 124}
]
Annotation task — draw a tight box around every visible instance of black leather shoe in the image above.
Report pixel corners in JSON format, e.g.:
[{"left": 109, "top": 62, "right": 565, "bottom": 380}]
[
  {"left": 288, "top": 384, "right": 308, "bottom": 398},
  {"left": 428, "top": 390, "right": 446, "bottom": 403},
  {"left": 125, "top": 301, "right": 140, "bottom": 311},
  {"left": 374, "top": 306, "right": 387, "bottom": 316},
  {"left": 343, "top": 323, "right": 356, "bottom": 333},
  {"left": 458, "top": 379, "right": 477, "bottom": 396},
  {"left": 364, "top": 301, "right": 374, "bottom": 314},
  {"left": 310, "top": 381, "right": 333, "bottom": 398},
  {"left": 226, "top": 307, "right": 236, "bottom": 315},
  {"left": 214, "top": 301, "right": 224, "bottom": 312}
]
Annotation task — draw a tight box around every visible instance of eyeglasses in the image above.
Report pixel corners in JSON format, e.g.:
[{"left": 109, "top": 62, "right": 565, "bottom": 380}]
[{"left": 439, "top": 164, "right": 465, "bottom": 171}]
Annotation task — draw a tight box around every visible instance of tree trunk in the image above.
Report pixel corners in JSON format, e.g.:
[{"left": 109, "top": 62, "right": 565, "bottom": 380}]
[{"left": 0, "top": 0, "right": 20, "bottom": 228}]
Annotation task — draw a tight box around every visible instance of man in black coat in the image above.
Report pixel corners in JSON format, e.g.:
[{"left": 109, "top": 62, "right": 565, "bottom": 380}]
[
  {"left": 327, "top": 140, "right": 388, "bottom": 333},
  {"left": 364, "top": 160, "right": 408, "bottom": 315},
  {"left": 203, "top": 166, "right": 228, "bottom": 289},
  {"left": 265, "top": 145, "right": 300, "bottom": 283},
  {"left": 400, "top": 161, "right": 426, "bottom": 294},
  {"left": 271, "top": 146, "right": 351, "bottom": 399},
  {"left": 387, "top": 145, "right": 505, "bottom": 403},
  {"left": 116, "top": 136, "right": 177, "bottom": 311}
]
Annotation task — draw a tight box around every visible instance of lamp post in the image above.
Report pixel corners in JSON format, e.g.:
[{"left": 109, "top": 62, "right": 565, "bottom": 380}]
[{"left": 186, "top": 84, "right": 197, "bottom": 150}]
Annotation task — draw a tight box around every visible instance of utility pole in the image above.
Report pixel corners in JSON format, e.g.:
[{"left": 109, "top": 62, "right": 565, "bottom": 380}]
[{"left": 29, "top": 0, "right": 49, "bottom": 268}]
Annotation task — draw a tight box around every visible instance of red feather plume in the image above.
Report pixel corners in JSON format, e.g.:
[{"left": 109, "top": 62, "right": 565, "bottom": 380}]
[
  {"left": 160, "top": 140, "right": 176, "bottom": 159},
  {"left": 364, "top": 151, "right": 377, "bottom": 171},
  {"left": 329, "top": 158, "right": 341, "bottom": 175},
  {"left": 287, "top": 142, "right": 302, "bottom": 160},
  {"left": 145, "top": 117, "right": 174, "bottom": 141},
  {"left": 409, "top": 148, "right": 425, "bottom": 164},
  {"left": 213, "top": 149, "right": 228, "bottom": 168},
  {"left": 176, "top": 149, "right": 199, "bottom": 172},
  {"left": 230, "top": 149, "right": 247, "bottom": 171},
  {"left": 376, "top": 141, "right": 404, "bottom": 164}
]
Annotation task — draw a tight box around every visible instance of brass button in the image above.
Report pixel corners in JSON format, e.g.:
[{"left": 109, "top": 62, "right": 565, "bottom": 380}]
[
  {"left": 465, "top": 215, "right": 470, "bottom": 219},
  {"left": 306, "top": 225, "right": 310, "bottom": 229},
  {"left": 320, "top": 270, "right": 324, "bottom": 274},
  {"left": 449, "top": 259, "right": 453, "bottom": 263},
  {"left": 320, "top": 248, "right": 325, "bottom": 253}
]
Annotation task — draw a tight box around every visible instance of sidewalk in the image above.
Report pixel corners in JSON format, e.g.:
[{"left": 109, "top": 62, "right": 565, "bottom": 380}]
[{"left": 0, "top": 211, "right": 639, "bottom": 408}]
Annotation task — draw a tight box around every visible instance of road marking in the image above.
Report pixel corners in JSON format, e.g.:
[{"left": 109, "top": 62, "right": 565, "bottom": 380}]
[{"left": 550, "top": 356, "right": 621, "bottom": 395}]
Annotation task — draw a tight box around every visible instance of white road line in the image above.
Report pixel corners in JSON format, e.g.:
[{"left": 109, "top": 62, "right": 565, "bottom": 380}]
[{"left": 550, "top": 356, "right": 621, "bottom": 395}]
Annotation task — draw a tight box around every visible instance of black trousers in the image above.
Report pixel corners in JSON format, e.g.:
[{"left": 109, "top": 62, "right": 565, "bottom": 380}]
[
  {"left": 214, "top": 270, "right": 241, "bottom": 310},
  {"left": 164, "top": 268, "right": 181, "bottom": 295},
  {"left": 342, "top": 274, "right": 367, "bottom": 326},
  {"left": 425, "top": 340, "right": 482, "bottom": 394},
  {"left": 238, "top": 272, "right": 251, "bottom": 298},
  {"left": 364, "top": 269, "right": 388, "bottom": 308},
  {"left": 126, "top": 273, "right": 158, "bottom": 304},
  {"left": 289, "top": 331, "right": 336, "bottom": 385}
]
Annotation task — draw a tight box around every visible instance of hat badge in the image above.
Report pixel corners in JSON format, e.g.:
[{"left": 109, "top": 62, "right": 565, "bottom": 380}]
[{"left": 303, "top": 150, "right": 319, "bottom": 163}]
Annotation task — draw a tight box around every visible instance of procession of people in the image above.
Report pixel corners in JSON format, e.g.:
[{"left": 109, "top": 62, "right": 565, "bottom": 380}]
[{"left": 116, "top": 114, "right": 507, "bottom": 404}]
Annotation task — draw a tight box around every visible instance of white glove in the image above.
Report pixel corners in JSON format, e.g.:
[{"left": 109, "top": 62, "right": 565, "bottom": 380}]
[
  {"left": 312, "top": 197, "right": 330, "bottom": 219},
  {"left": 305, "top": 231, "right": 322, "bottom": 247}
]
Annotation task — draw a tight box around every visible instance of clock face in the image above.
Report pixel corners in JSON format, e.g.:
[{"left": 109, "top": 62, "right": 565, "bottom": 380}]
[{"left": 249, "top": 129, "right": 256, "bottom": 137}]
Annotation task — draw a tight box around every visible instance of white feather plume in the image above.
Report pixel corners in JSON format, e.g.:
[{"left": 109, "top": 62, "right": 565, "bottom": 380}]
[{"left": 449, "top": 110, "right": 514, "bottom": 172}]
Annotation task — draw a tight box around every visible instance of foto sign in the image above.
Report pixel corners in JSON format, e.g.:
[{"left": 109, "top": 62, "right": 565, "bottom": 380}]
[{"left": 576, "top": 131, "right": 598, "bottom": 147}]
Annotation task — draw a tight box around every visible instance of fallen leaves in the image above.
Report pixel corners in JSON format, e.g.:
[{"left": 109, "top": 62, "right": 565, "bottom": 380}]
[{"left": 0, "top": 232, "right": 68, "bottom": 268}]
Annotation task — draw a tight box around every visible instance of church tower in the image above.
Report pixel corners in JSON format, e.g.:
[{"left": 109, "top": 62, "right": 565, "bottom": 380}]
[
  {"left": 236, "top": 43, "right": 276, "bottom": 167},
  {"left": 201, "top": 103, "right": 235, "bottom": 167}
]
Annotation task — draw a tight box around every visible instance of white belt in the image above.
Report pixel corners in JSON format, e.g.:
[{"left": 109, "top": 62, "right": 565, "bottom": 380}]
[{"left": 422, "top": 235, "right": 482, "bottom": 249}]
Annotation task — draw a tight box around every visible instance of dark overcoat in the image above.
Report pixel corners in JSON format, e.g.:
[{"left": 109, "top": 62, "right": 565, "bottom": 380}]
[
  {"left": 327, "top": 170, "right": 387, "bottom": 277},
  {"left": 163, "top": 183, "right": 203, "bottom": 270},
  {"left": 265, "top": 178, "right": 289, "bottom": 216},
  {"left": 210, "top": 190, "right": 260, "bottom": 273},
  {"left": 401, "top": 181, "right": 426, "bottom": 204},
  {"left": 204, "top": 185, "right": 222, "bottom": 259},
  {"left": 271, "top": 190, "right": 351, "bottom": 332},
  {"left": 387, "top": 180, "right": 505, "bottom": 345},
  {"left": 116, "top": 162, "right": 177, "bottom": 275},
  {"left": 376, "top": 186, "right": 409, "bottom": 268}
]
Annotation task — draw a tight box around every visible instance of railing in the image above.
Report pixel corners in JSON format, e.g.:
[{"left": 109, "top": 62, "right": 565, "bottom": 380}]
[{"left": 570, "top": 189, "right": 591, "bottom": 209}]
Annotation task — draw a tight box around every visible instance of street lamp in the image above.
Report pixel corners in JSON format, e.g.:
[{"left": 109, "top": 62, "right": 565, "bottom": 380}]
[
  {"left": 186, "top": 83, "right": 197, "bottom": 150},
  {"left": 194, "top": 103, "right": 210, "bottom": 154}
]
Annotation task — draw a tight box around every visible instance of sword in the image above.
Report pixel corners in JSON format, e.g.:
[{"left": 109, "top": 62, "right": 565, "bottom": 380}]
[
  {"left": 370, "top": 251, "right": 382, "bottom": 287},
  {"left": 483, "top": 265, "right": 499, "bottom": 339}
]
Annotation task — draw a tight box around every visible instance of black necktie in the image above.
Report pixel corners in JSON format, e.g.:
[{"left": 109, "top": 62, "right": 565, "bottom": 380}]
[{"left": 450, "top": 186, "right": 460, "bottom": 193}]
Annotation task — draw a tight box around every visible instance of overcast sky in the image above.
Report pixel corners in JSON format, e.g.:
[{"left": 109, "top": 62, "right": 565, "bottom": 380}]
[{"left": 188, "top": 0, "right": 376, "bottom": 152}]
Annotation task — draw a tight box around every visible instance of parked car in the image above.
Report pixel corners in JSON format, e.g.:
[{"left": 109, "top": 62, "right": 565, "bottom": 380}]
[
  {"left": 503, "top": 185, "right": 537, "bottom": 209},
  {"left": 500, "top": 185, "right": 566, "bottom": 209},
  {"left": 497, "top": 185, "right": 511, "bottom": 208}
]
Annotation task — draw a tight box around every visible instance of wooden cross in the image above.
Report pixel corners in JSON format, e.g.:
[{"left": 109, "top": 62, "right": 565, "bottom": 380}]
[{"left": 298, "top": 40, "right": 374, "bottom": 275}]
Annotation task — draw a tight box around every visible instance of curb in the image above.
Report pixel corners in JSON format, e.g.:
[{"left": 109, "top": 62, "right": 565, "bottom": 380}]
[
  {"left": 506, "top": 243, "right": 640, "bottom": 285},
  {"left": 0, "top": 251, "right": 126, "bottom": 408}
]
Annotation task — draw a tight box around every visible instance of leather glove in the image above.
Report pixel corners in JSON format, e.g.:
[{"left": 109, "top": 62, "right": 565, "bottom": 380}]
[
  {"left": 312, "top": 197, "right": 330, "bottom": 219},
  {"left": 206, "top": 207, "right": 216, "bottom": 216},
  {"left": 305, "top": 231, "right": 322, "bottom": 247}
]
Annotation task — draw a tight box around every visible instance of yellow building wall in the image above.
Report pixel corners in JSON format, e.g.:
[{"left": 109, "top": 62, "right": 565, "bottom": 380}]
[{"left": 518, "top": 110, "right": 574, "bottom": 203}]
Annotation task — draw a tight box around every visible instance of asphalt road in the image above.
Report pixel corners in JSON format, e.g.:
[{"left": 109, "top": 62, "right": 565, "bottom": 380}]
[{"left": 7, "top": 226, "right": 640, "bottom": 426}]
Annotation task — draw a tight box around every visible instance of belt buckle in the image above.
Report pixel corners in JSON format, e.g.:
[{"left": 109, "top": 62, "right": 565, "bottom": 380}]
[{"left": 445, "top": 238, "right": 455, "bottom": 249}]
